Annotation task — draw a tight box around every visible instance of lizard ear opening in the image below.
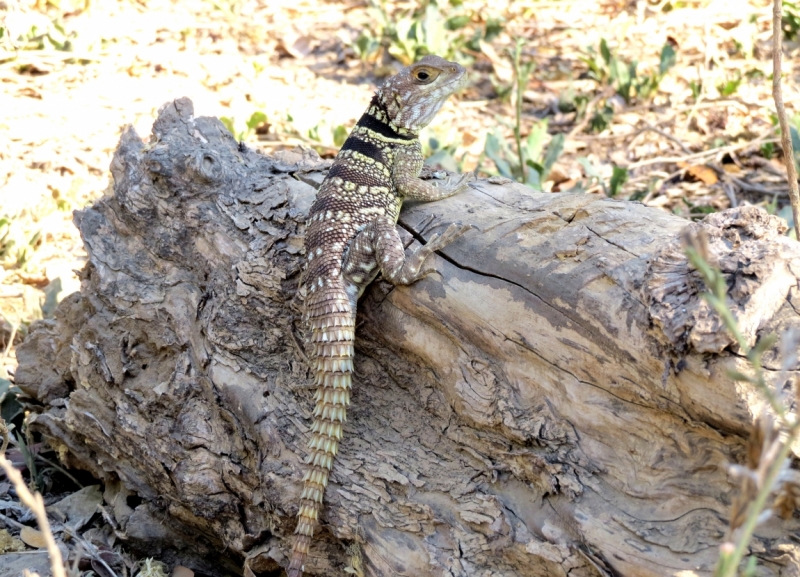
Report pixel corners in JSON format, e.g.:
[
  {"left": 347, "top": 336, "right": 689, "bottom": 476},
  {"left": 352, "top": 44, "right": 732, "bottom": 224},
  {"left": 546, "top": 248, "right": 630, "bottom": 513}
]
[{"left": 411, "top": 66, "right": 440, "bottom": 85}]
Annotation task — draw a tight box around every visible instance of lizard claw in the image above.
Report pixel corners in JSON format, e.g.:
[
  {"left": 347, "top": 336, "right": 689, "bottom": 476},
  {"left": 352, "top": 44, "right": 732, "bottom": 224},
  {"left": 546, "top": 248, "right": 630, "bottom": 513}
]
[{"left": 435, "top": 172, "right": 474, "bottom": 197}]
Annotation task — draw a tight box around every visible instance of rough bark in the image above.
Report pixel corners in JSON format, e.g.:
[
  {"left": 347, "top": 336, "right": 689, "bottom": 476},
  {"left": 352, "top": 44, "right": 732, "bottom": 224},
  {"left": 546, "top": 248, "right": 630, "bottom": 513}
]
[{"left": 14, "top": 98, "right": 800, "bottom": 577}]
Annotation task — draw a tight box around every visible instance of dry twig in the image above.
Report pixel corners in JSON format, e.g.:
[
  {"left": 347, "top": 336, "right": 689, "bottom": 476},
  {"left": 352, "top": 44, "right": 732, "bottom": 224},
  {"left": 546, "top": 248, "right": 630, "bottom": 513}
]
[
  {"left": 0, "top": 421, "right": 66, "bottom": 577},
  {"left": 772, "top": 0, "right": 800, "bottom": 239}
]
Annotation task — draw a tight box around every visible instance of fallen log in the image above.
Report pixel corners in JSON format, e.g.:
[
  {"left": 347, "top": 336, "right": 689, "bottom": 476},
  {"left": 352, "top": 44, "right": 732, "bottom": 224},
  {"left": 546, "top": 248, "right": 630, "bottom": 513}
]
[{"left": 14, "top": 97, "right": 800, "bottom": 576}]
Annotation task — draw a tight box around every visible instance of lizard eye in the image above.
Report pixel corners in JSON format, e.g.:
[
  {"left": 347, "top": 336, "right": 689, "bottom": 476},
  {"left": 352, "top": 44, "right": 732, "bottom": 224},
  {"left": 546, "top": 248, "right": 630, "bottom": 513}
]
[{"left": 412, "top": 66, "right": 440, "bottom": 84}]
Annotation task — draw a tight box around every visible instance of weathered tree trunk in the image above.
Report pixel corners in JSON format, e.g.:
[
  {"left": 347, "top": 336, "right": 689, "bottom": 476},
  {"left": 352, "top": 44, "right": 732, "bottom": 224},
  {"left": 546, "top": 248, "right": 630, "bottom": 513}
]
[{"left": 14, "top": 98, "right": 800, "bottom": 577}]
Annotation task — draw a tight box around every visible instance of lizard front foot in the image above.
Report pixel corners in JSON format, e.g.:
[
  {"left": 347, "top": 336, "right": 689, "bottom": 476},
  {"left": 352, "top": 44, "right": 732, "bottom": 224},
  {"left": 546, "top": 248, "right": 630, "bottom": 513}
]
[{"left": 433, "top": 171, "right": 475, "bottom": 197}]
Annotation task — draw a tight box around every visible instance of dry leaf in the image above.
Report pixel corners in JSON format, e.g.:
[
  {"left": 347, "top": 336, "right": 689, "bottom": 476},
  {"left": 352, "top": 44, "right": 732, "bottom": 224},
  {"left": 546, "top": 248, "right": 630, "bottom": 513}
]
[
  {"left": 480, "top": 40, "right": 513, "bottom": 83},
  {"left": 19, "top": 526, "right": 47, "bottom": 549},
  {"left": 677, "top": 162, "right": 718, "bottom": 185}
]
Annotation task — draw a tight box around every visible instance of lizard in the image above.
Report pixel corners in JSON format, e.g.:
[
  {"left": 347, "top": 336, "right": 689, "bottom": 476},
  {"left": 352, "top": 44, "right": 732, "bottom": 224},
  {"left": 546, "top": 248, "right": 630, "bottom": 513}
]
[{"left": 288, "top": 54, "right": 473, "bottom": 577}]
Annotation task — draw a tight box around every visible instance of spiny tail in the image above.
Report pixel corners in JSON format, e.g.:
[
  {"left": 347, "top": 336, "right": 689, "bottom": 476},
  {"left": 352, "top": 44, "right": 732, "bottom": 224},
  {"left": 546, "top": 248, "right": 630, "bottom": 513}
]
[{"left": 288, "top": 288, "right": 354, "bottom": 577}]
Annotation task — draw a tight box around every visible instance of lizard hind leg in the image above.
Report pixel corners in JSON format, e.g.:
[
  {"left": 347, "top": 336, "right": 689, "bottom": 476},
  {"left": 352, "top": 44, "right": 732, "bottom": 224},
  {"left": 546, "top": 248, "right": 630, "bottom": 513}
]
[
  {"left": 289, "top": 289, "right": 355, "bottom": 577},
  {"left": 347, "top": 217, "right": 472, "bottom": 287}
]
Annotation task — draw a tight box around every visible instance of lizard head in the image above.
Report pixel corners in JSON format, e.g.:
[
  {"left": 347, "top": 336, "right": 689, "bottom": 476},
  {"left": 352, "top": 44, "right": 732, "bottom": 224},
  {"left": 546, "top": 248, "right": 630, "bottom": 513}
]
[{"left": 376, "top": 55, "right": 467, "bottom": 132}]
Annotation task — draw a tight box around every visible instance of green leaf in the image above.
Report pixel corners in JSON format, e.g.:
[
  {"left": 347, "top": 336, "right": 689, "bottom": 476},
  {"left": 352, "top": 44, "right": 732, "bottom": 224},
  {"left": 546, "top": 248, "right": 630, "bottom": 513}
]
[
  {"left": 524, "top": 121, "right": 548, "bottom": 164},
  {"left": 523, "top": 160, "right": 542, "bottom": 189},
  {"left": 599, "top": 38, "right": 611, "bottom": 66},
  {"left": 484, "top": 131, "right": 514, "bottom": 179},
  {"left": 609, "top": 165, "right": 629, "bottom": 197},
  {"left": 791, "top": 126, "right": 800, "bottom": 174},
  {"left": 333, "top": 125, "right": 348, "bottom": 148},
  {"left": 220, "top": 116, "right": 236, "bottom": 137},
  {"left": 484, "top": 17, "right": 504, "bottom": 42},
  {"left": 1, "top": 395, "right": 22, "bottom": 425},
  {"left": 445, "top": 15, "right": 470, "bottom": 30},
  {"left": 590, "top": 103, "right": 614, "bottom": 133},
  {"left": 526, "top": 159, "right": 544, "bottom": 176},
  {"left": 541, "top": 133, "right": 565, "bottom": 181},
  {"left": 245, "top": 111, "right": 268, "bottom": 132},
  {"left": 0, "top": 377, "right": 11, "bottom": 397},
  {"left": 578, "top": 157, "right": 600, "bottom": 179},
  {"left": 659, "top": 43, "right": 677, "bottom": 76}
]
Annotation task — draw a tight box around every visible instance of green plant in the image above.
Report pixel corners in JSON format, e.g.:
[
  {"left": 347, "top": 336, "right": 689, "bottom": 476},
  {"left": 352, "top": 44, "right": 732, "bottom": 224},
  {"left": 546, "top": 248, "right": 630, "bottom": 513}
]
[
  {"left": 787, "top": 114, "right": 800, "bottom": 176},
  {"left": 484, "top": 121, "right": 564, "bottom": 191},
  {"left": 350, "top": 32, "right": 381, "bottom": 63},
  {"left": 684, "top": 233, "right": 800, "bottom": 577},
  {"left": 0, "top": 215, "right": 43, "bottom": 270},
  {"left": 717, "top": 72, "right": 743, "bottom": 97},
  {"left": 608, "top": 166, "right": 629, "bottom": 197},
  {"left": 483, "top": 39, "right": 565, "bottom": 190},
  {"left": 349, "top": 0, "right": 503, "bottom": 66},
  {"left": 305, "top": 121, "right": 349, "bottom": 148},
  {"left": 690, "top": 79, "right": 703, "bottom": 101},
  {"left": 422, "top": 135, "right": 465, "bottom": 173},
  {"left": 220, "top": 111, "right": 269, "bottom": 141},
  {"left": 681, "top": 197, "right": 716, "bottom": 218},
  {"left": 582, "top": 39, "right": 677, "bottom": 105},
  {"left": 575, "top": 158, "right": 632, "bottom": 197},
  {"left": 783, "top": 1, "right": 800, "bottom": 41}
]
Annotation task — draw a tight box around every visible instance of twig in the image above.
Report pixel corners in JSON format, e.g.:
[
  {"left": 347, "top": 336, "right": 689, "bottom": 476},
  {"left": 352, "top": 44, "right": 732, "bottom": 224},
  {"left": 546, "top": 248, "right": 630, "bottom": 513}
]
[
  {"left": 626, "top": 134, "right": 776, "bottom": 169},
  {"left": 62, "top": 526, "right": 121, "bottom": 577},
  {"left": 0, "top": 510, "right": 25, "bottom": 530},
  {"left": 639, "top": 121, "right": 693, "bottom": 154},
  {"left": 723, "top": 182, "right": 738, "bottom": 208},
  {"left": 772, "top": 0, "right": 800, "bottom": 240},
  {"left": 1, "top": 312, "right": 18, "bottom": 362},
  {"left": 567, "top": 86, "right": 615, "bottom": 140},
  {"left": 0, "top": 454, "right": 66, "bottom": 577},
  {"left": 707, "top": 163, "right": 790, "bottom": 197},
  {"left": 32, "top": 453, "right": 84, "bottom": 489}
]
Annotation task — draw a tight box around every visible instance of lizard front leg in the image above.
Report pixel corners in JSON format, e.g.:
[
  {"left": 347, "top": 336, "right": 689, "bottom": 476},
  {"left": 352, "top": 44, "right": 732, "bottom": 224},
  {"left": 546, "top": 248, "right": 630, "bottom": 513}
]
[{"left": 393, "top": 143, "right": 473, "bottom": 202}]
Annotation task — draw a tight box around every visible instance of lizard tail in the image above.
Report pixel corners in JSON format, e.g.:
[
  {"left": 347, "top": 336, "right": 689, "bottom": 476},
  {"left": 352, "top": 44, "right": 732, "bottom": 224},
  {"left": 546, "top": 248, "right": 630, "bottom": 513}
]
[{"left": 288, "top": 290, "right": 354, "bottom": 577}]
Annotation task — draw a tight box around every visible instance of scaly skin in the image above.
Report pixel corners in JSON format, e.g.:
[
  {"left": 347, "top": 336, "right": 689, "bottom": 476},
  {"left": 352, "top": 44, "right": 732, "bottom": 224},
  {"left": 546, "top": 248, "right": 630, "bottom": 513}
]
[{"left": 289, "top": 55, "right": 472, "bottom": 577}]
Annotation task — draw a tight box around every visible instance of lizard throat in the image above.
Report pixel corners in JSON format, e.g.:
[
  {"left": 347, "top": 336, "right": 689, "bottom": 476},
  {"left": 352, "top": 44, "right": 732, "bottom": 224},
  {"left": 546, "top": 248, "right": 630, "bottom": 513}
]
[{"left": 357, "top": 96, "right": 417, "bottom": 141}]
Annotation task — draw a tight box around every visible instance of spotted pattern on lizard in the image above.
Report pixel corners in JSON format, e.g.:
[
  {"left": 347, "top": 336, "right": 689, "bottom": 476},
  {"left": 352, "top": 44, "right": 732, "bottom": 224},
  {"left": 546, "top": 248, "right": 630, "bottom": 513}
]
[{"left": 288, "top": 55, "right": 473, "bottom": 577}]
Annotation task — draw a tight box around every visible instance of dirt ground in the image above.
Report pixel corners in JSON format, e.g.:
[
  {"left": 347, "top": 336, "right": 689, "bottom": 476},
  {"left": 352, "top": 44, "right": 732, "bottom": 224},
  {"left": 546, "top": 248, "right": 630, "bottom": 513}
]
[{"left": 0, "top": 0, "right": 798, "bottom": 574}]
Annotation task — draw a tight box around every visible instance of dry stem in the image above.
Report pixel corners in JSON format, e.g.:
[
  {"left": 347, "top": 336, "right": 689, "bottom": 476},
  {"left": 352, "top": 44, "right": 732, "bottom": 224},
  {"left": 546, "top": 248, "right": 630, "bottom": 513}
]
[
  {"left": 0, "top": 420, "right": 66, "bottom": 577},
  {"left": 772, "top": 0, "right": 800, "bottom": 239}
]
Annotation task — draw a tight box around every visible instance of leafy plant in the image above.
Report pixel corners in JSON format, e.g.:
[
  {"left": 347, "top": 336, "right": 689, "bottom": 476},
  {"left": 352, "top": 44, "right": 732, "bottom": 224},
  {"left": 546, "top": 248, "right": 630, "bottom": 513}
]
[
  {"left": 484, "top": 121, "right": 565, "bottom": 190},
  {"left": 220, "top": 111, "right": 269, "bottom": 141},
  {"left": 348, "top": 0, "right": 503, "bottom": 66},
  {"left": 422, "top": 135, "right": 465, "bottom": 173},
  {"left": 608, "top": 166, "right": 629, "bottom": 197},
  {"left": 783, "top": 1, "right": 800, "bottom": 41},
  {"left": 0, "top": 215, "right": 43, "bottom": 270},
  {"left": 787, "top": 114, "right": 800, "bottom": 175},
  {"left": 482, "top": 38, "right": 565, "bottom": 190},
  {"left": 690, "top": 79, "right": 703, "bottom": 101},
  {"left": 683, "top": 233, "right": 800, "bottom": 577},
  {"left": 717, "top": 72, "right": 743, "bottom": 97},
  {"left": 582, "top": 39, "right": 677, "bottom": 105},
  {"left": 350, "top": 33, "right": 381, "bottom": 63}
]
